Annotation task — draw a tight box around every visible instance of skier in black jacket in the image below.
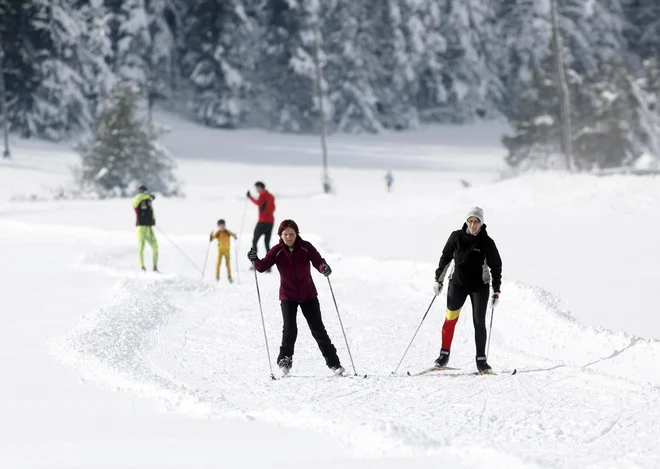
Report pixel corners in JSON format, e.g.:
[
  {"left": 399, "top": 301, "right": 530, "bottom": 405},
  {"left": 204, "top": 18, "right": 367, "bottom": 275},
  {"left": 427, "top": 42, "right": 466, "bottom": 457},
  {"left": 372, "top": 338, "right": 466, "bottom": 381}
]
[{"left": 432, "top": 206, "right": 502, "bottom": 373}]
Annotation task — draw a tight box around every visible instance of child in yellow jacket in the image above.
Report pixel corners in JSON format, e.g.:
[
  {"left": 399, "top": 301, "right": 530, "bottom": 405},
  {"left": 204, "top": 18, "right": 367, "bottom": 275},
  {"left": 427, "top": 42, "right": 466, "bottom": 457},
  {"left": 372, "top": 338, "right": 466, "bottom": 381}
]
[{"left": 210, "top": 219, "right": 237, "bottom": 282}]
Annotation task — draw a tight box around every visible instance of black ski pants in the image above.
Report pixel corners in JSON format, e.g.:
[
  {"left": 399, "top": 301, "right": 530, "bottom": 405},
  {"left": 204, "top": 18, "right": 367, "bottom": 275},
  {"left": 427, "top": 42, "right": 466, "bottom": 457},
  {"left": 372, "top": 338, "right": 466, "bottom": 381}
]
[
  {"left": 252, "top": 222, "right": 273, "bottom": 254},
  {"left": 444, "top": 282, "right": 490, "bottom": 357},
  {"left": 278, "top": 297, "right": 340, "bottom": 368}
]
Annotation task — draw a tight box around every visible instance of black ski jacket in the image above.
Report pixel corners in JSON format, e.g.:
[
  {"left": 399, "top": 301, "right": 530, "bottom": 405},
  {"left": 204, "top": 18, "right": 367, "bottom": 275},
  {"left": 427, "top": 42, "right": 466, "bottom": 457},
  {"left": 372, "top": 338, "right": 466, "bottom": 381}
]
[{"left": 435, "top": 223, "right": 502, "bottom": 292}]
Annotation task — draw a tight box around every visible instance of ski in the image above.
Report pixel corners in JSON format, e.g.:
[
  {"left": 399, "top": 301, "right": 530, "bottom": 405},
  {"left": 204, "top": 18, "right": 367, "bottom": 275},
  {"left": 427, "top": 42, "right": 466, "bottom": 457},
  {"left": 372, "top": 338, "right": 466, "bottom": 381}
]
[
  {"left": 475, "top": 368, "right": 517, "bottom": 376},
  {"left": 407, "top": 366, "right": 461, "bottom": 376},
  {"left": 279, "top": 373, "right": 368, "bottom": 379}
]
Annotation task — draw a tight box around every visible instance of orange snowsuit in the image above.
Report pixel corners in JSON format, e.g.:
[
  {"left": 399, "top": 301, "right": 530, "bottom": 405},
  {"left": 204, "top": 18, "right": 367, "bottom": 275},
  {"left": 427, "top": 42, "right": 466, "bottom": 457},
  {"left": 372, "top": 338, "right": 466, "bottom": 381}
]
[{"left": 211, "top": 229, "right": 237, "bottom": 279}]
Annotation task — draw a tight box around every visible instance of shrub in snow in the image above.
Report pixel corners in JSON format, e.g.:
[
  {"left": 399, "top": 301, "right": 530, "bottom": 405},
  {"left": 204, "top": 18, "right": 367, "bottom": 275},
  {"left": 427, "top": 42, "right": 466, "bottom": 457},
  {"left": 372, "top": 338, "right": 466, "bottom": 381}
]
[{"left": 74, "top": 82, "right": 182, "bottom": 198}]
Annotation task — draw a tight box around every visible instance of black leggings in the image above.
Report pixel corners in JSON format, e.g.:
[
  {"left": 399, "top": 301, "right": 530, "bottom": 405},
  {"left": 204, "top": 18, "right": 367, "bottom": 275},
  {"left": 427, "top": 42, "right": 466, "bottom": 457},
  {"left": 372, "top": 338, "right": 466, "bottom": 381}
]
[
  {"left": 278, "top": 297, "right": 340, "bottom": 368},
  {"left": 252, "top": 222, "right": 273, "bottom": 253},
  {"left": 444, "top": 282, "right": 490, "bottom": 357}
]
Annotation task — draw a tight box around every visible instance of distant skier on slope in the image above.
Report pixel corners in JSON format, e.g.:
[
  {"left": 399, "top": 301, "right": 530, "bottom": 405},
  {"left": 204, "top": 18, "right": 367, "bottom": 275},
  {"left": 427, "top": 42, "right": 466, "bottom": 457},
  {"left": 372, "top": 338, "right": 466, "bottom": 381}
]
[
  {"left": 132, "top": 185, "right": 159, "bottom": 272},
  {"left": 247, "top": 181, "right": 275, "bottom": 271},
  {"left": 432, "top": 206, "right": 502, "bottom": 373},
  {"left": 385, "top": 170, "right": 394, "bottom": 192},
  {"left": 247, "top": 219, "right": 345, "bottom": 377},
  {"left": 210, "top": 219, "right": 237, "bottom": 283}
]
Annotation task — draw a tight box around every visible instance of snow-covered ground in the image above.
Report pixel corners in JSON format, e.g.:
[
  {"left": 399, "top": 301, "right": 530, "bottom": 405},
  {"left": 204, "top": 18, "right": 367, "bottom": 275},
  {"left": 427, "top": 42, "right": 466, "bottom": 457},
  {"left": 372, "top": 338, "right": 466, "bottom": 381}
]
[{"left": 1, "top": 113, "right": 659, "bottom": 468}]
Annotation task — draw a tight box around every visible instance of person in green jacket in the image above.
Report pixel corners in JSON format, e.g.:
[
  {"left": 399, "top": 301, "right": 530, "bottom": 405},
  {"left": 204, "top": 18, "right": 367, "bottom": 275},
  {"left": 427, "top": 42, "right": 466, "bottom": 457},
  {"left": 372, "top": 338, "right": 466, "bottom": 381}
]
[{"left": 132, "top": 185, "right": 159, "bottom": 272}]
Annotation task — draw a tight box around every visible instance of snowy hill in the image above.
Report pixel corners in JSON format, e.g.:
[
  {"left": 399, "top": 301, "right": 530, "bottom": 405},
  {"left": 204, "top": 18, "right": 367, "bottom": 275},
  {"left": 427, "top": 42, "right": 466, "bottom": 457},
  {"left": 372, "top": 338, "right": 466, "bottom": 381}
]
[{"left": 1, "top": 117, "right": 659, "bottom": 468}]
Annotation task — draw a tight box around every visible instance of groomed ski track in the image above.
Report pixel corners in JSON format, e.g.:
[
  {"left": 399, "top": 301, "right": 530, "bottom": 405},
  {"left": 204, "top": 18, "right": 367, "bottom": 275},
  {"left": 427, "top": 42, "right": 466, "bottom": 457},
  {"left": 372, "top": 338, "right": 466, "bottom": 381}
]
[{"left": 44, "top": 225, "right": 660, "bottom": 469}]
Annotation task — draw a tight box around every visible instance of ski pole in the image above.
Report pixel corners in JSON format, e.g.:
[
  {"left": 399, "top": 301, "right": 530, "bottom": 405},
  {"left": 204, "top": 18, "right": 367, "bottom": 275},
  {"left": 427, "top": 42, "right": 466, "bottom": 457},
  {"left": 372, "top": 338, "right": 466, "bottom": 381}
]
[
  {"left": 253, "top": 262, "right": 276, "bottom": 380},
  {"left": 391, "top": 295, "right": 436, "bottom": 375},
  {"left": 201, "top": 236, "right": 212, "bottom": 280},
  {"left": 235, "top": 198, "right": 249, "bottom": 284},
  {"left": 486, "top": 306, "right": 495, "bottom": 358},
  {"left": 326, "top": 277, "right": 359, "bottom": 376},
  {"left": 155, "top": 226, "right": 204, "bottom": 274}
]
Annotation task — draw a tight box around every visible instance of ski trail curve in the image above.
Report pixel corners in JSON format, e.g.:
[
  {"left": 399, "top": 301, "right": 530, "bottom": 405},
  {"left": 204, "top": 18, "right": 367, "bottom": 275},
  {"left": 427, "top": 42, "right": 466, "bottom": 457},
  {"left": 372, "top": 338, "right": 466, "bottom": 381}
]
[{"left": 50, "top": 241, "right": 660, "bottom": 468}]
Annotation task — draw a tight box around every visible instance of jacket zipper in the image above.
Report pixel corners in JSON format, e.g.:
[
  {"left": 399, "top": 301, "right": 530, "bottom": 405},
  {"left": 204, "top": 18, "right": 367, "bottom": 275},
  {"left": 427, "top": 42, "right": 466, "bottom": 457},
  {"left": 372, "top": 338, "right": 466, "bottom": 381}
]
[{"left": 291, "top": 248, "right": 302, "bottom": 302}]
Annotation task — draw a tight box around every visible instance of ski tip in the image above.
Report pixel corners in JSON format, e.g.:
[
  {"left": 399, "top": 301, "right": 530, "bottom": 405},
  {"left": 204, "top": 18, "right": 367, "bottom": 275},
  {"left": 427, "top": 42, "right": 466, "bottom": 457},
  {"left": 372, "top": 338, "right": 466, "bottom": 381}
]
[
  {"left": 511, "top": 368, "right": 518, "bottom": 375},
  {"left": 406, "top": 371, "right": 411, "bottom": 376}
]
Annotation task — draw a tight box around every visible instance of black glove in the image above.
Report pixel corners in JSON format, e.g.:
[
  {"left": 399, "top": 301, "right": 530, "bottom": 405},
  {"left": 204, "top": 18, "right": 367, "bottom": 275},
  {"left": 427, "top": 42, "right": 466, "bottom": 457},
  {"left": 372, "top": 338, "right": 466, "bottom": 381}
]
[
  {"left": 246, "top": 190, "right": 251, "bottom": 198},
  {"left": 321, "top": 259, "right": 332, "bottom": 277},
  {"left": 247, "top": 248, "right": 258, "bottom": 262},
  {"left": 209, "top": 231, "right": 214, "bottom": 242}
]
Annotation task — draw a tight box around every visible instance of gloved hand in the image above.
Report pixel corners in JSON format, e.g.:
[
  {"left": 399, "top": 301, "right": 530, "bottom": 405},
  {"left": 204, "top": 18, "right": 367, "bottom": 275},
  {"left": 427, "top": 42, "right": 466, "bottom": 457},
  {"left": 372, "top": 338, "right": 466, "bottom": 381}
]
[
  {"left": 489, "top": 292, "right": 500, "bottom": 309},
  {"left": 209, "top": 231, "right": 214, "bottom": 241},
  {"left": 247, "top": 248, "right": 258, "bottom": 262},
  {"left": 433, "top": 281, "right": 443, "bottom": 296},
  {"left": 246, "top": 190, "right": 251, "bottom": 198},
  {"left": 321, "top": 260, "right": 332, "bottom": 277}
]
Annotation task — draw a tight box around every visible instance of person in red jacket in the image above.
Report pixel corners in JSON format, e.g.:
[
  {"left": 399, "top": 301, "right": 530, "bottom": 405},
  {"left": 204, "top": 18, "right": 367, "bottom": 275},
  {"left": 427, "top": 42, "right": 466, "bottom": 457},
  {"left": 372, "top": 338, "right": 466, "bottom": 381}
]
[
  {"left": 247, "top": 219, "right": 344, "bottom": 377},
  {"left": 247, "top": 181, "right": 276, "bottom": 261}
]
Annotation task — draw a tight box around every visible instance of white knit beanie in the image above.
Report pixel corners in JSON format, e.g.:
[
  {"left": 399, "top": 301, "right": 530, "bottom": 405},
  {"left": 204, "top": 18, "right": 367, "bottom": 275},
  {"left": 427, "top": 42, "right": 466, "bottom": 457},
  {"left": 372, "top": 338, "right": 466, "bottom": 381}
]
[{"left": 466, "top": 206, "right": 484, "bottom": 222}]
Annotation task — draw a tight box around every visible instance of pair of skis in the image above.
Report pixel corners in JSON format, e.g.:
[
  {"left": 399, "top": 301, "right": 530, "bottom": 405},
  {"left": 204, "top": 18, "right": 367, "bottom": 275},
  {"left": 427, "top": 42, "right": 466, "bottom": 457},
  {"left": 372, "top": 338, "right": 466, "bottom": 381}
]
[
  {"left": 406, "top": 365, "right": 517, "bottom": 377},
  {"left": 278, "top": 369, "right": 368, "bottom": 380}
]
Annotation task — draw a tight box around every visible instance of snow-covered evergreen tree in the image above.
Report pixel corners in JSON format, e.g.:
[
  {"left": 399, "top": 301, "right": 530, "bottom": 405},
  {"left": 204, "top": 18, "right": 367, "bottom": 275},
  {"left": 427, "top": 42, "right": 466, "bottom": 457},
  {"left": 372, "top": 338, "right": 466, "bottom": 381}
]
[
  {"left": 256, "top": 0, "right": 320, "bottom": 132},
  {"left": 622, "top": 0, "right": 660, "bottom": 62},
  {"left": 429, "top": 0, "right": 503, "bottom": 122},
  {"left": 0, "top": 0, "right": 98, "bottom": 140},
  {"left": 180, "top": 0, "right": 257, "bottom": 128},
  {"left": 75, "top": 82, "right": 180, "bottom": 197},
  {"left": 317, "top": 1, "right": 377, "bottom": 132},
  {"left": 29, "top": 0, "right": 96, "bottom": 140},
  {"left": 502, "top": 50, "right": 565, "bottom": 171},
  {"left": 571, "top": 60, "right": 660, "bottom": 169},
  {"left": 75, "top": 0, "right": 115, "bottom": 121},
  {"left": 106, "top": 0, "right": 151, "bottom": 89},
  {"left": 144, "top": 0, "right": 180, "bottom": 119},
  {"left": 504, "top": 48, "right": 660, "bottom": 171}
]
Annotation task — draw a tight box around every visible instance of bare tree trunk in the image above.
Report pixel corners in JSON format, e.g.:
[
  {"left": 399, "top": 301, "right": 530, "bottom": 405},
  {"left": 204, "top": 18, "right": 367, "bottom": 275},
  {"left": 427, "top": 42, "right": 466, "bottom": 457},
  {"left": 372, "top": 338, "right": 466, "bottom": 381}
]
[
  {"left": 313, "top": 30, "right": 331, "bottom": 193},
  {"left": 550, "top": 0, "right": 573, "bottom": 170},
  {"left": 0, "top": 39, "right": 10, "bottom": 159}
]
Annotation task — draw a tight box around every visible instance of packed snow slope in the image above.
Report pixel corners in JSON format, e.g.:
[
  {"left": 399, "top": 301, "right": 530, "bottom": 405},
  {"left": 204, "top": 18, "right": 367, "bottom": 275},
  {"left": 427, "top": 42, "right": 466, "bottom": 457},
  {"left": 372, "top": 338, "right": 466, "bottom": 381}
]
[{"left": 1, "top": 114, "right": 660, "bottom": 468}]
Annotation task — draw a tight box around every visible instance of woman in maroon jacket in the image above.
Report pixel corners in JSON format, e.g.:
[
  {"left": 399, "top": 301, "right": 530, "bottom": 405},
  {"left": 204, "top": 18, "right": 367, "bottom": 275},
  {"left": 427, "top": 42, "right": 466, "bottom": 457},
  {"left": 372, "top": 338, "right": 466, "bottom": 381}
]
[{"left": 247, "top": 219, "right": 344, "bottom": 376}]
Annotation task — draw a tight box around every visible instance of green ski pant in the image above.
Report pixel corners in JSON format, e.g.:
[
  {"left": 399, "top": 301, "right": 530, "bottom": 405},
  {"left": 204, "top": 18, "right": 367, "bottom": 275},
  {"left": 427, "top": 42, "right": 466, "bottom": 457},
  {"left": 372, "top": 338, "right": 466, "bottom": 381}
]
[{"left": 136, "top": 226, "right": 159, "bottom": 267}]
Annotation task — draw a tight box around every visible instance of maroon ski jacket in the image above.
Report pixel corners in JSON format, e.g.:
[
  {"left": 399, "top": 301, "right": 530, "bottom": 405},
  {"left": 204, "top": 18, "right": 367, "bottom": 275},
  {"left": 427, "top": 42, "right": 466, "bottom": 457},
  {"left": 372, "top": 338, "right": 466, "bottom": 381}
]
[{"left": 254, "top": 237, "right": 325, "bottom": 302}]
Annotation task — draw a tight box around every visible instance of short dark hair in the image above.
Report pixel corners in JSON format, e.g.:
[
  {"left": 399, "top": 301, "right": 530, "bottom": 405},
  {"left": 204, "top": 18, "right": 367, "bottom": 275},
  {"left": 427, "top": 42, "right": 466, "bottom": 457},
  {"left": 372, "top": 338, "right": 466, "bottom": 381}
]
[
  {"left": 217, "top": 219, "right": 225, "bottom": 225},
  {"left": 138, "top": 185, "right": 147, "bottom": 192},
  {"left": 255, "top": 181, "right": 265, "bottom": 189},
  {"left": 277, "top": 219, "right": 299, "bottom": 236}
]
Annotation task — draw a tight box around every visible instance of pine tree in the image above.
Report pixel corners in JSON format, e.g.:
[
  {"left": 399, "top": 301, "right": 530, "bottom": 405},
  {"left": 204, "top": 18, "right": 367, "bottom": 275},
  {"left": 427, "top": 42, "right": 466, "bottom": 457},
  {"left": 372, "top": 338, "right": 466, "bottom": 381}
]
[
  {"left": 622, "top": 0, "right": 660, "bottom": 61},
  {"left": 319, "top": 0, "right": 381, "bottom": 132},
  {"left": 180, "top": 0, "right": 257, "bottom": 128},
  {"left": 256, "top": 0, "right": 320, "bottom": 132},
  {"left": 502, "top": 50, "right": 564, "bottom": 170},
  {"left": 504, "top": 49, "right": 660, "bottom": 171},
  {"left": 356, "top": 0, "right": 418, "bottom": 130},
  {"left": 105, "top": 0, "right": 151, "bottom": 90},
  {"left": 75, "top": 83, "right": 180, "bottom": 197},
  {"left": 75, "top": 0, "right": 115, "bottom": 121},
  {"left": 144, "top": 0, "right": 181, "bottom": 120},
  {"left": 572, "top": 60, "right": 650, "bottom": 169}
]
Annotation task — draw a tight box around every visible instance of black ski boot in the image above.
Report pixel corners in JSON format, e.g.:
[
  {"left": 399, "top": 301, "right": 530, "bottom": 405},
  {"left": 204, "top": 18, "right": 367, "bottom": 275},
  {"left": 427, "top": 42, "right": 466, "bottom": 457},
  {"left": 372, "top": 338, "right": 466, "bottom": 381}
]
[
  {"left": 278, "top": 357, "right": 292, "bottom": 377},
  {"left": 434, "top": 349, "right": 450, "bottom": 368},
  {"left": 476, "top": 356, "right": 492, "bottom": 374}
]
